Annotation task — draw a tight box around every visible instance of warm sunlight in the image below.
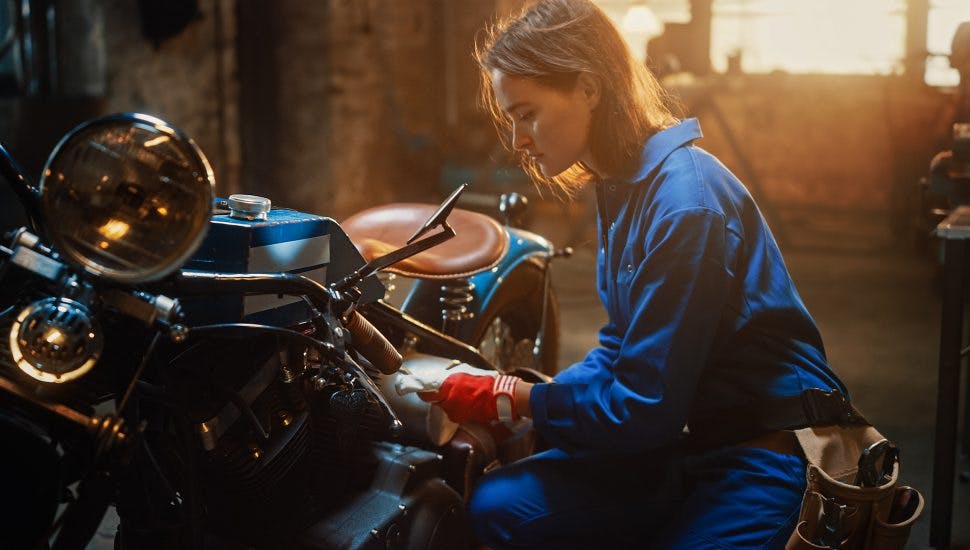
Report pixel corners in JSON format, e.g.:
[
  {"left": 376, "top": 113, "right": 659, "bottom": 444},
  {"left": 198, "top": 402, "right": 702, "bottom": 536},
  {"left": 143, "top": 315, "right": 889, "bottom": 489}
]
[
  {"left": 597, "top": 0, "right": 970, "bottom": 86},
  {"left": 927, "top": 0, "right": 970, "bottom": 86},
  {"left": 710, "top": 0, "right": 905, "bottom": 75}
]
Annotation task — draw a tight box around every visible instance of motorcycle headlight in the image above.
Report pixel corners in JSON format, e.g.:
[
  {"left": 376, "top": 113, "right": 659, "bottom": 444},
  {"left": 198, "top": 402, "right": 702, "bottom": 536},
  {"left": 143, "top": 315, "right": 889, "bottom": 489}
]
[{"left": 39, "top": 113, "right": 215, "bottom": 283}]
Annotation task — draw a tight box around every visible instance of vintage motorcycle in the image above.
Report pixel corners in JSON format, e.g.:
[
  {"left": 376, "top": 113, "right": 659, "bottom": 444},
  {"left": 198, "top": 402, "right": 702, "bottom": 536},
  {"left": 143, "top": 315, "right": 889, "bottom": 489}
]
[{"left": 0, "top": 113, "right": 566, "bottom": 549}]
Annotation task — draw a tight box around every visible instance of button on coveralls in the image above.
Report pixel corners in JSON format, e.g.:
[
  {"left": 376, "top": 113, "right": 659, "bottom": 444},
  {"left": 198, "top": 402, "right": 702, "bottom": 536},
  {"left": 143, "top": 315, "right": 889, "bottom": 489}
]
[{"left": 470, "top": 119, "right": 849, "bottom": 549}]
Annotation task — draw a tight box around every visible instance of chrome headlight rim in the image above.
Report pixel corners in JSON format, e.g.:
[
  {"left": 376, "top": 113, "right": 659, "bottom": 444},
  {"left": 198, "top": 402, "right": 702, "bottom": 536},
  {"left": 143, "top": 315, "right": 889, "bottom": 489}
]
[{"left": 38, "top": 112, "right": 215, "bottom": 284}]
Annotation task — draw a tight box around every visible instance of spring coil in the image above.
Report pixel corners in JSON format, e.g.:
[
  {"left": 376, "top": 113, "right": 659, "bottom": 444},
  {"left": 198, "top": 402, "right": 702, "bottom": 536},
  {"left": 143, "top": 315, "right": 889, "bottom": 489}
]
[
  {"left": 377, "top": 272, "right": 397, "bottom": 301},
  {"left": 440, "top": 279, "right": 475, "bottom": 324}
]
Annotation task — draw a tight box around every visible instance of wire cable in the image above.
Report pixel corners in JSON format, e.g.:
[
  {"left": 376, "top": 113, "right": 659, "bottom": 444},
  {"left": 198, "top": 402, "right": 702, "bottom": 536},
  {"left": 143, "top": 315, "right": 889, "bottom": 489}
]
[{"left": 116, "top": 331, "right": 162, "bottom": 414}]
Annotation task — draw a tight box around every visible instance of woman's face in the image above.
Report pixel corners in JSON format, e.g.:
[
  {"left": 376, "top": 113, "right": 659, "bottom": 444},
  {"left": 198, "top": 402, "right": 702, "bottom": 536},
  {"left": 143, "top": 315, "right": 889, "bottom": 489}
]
[{"left": 490, "top": 69, "right": 599, "bottom": 178}]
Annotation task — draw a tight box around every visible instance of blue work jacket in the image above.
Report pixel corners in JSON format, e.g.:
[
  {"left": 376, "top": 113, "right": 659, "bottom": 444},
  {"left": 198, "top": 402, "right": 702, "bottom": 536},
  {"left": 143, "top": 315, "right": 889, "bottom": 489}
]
[{"left": 530, "top": 118, "right": 847, "bottom": 453}]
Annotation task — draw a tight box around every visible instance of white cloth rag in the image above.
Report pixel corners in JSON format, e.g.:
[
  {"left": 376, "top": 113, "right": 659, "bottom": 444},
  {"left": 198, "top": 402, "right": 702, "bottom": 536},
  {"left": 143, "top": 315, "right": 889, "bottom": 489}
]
[{"left": 394, "top": 360, "right": 498, "bottom": 396}]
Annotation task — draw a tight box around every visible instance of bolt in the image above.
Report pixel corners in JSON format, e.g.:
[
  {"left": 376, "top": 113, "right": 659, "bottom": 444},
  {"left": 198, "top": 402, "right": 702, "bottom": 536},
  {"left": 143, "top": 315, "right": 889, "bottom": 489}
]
[
  {"left": 169, "top": 324, "right": 188, "bottom": 343},
  {"left": 278, "top": 410, "right": 293, "bottom": 426}
]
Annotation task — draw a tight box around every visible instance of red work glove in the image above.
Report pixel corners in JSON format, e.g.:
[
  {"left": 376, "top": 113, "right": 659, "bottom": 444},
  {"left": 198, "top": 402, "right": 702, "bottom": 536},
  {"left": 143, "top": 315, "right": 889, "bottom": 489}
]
[{"left": 420, "top": 373, "right": 520, "bottom": 425}]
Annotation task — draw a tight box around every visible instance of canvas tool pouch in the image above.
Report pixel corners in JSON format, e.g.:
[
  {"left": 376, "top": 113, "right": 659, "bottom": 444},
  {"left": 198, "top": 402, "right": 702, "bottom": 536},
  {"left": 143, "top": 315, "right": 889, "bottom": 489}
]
[{"left": 785, "top": 425, "right": 924, "bottom": 549}]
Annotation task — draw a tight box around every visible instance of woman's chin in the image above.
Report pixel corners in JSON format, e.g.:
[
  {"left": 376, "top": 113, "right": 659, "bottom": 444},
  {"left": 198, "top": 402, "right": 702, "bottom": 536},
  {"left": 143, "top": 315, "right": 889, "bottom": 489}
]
[
  {"left": 538, "top": 163, "right": 566, "bottom": 178},
  {"left": 540, "top": 160, "right": 589, "bottom": 179}
]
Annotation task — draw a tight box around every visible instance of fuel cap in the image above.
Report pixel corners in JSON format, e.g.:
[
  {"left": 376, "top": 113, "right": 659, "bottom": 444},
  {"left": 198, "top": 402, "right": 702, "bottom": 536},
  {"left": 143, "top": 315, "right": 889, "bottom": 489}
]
[{"left": 228, "top": 194, "right": 271, "bottom": 221}]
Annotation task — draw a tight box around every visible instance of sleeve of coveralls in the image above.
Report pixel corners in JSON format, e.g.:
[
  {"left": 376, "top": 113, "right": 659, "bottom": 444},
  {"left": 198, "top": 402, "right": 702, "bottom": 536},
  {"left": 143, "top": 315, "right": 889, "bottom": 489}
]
[{"left": 531, "top": 207, "right": 731, "bottom": 452}]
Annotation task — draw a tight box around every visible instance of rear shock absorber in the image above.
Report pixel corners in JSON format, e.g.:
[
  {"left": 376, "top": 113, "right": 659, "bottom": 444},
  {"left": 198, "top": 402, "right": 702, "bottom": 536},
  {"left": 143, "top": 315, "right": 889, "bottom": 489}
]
[{"left": 440, "top": 278, "right": 475, "bottom": 334}]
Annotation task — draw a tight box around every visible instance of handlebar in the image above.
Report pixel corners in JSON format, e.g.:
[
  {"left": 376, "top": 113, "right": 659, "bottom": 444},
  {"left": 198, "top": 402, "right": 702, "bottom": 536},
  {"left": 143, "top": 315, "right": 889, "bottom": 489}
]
[
  {"left": 171, "top": 270, "right": 402, "bottom": 375},
  {"left": 1, "top": 236, "right": 405, "bottom": 431},
  {"left": 172, "top": 270, "right": 334, "bottom": 309}
]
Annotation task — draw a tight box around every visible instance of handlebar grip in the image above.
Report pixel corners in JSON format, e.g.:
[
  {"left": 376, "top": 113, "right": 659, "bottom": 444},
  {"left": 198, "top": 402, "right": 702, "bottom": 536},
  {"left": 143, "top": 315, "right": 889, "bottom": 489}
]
[{"left": 344, "top": 310, "right": 403, "bottom": 375}]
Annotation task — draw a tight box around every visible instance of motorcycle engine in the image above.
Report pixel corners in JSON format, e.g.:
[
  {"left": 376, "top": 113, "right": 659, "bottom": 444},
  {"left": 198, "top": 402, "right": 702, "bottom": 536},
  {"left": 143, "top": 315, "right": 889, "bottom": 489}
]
[
  {"left": 162, "top": 335, "right": 389, "bottom": 544},
  {"left": 144, "top": 198, "right": 392, "bottom": 543}
]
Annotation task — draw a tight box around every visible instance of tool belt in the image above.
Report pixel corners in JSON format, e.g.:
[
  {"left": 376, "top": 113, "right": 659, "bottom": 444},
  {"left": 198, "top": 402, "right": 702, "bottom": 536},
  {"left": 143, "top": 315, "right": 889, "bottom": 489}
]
[
  {"left": 688, "top": 388, "right": 868, "bottom": 449},
  {"left": 690, "top": 389, "right": 924, "bottom": 549},
  {"left": 786, "top": 425, "right": 923, "bottom": 550}
]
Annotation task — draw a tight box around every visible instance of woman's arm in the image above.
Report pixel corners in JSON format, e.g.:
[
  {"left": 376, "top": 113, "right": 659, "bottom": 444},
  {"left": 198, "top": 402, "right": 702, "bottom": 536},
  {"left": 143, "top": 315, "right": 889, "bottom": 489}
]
[{"left": 529, "top": 206, "right": 733, "bottom": 452}]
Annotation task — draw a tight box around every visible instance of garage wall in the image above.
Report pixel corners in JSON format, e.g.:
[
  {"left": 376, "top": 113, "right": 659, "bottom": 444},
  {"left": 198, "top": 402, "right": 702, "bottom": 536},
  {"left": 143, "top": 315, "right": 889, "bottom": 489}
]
[{"left": 0, "top": 0, "right": 956, "bottom": 247}]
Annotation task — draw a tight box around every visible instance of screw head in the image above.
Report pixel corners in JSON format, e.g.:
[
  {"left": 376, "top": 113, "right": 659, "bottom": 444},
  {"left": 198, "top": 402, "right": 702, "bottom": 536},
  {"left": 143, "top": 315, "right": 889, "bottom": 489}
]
[{"left": 170, "top": 324, "right": 188, "bottom": 343}]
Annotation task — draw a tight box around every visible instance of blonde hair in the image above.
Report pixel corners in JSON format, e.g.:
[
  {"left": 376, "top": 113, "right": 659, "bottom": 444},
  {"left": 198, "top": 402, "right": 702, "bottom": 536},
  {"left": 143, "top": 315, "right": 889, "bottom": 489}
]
[{"left": 475, "top": 0, "right": 678, "bottom": 195}]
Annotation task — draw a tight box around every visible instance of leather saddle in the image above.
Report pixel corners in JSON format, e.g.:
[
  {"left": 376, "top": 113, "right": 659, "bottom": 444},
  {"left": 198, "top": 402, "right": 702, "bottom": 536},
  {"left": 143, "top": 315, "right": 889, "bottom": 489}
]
[{"left": 341, "top": 203, "right": 509, "bottom": 280}]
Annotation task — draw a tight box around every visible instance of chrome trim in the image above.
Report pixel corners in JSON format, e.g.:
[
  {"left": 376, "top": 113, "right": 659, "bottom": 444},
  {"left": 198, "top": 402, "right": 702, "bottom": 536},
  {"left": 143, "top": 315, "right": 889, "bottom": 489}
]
[{"left": 196, "top": 353, "right": 281, "bottom": 451}]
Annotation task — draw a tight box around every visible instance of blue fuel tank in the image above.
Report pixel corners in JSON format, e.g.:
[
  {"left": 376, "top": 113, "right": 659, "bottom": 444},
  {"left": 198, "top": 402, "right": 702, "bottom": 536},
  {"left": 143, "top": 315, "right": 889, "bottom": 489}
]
[{"left": 179, "top": 200, "right": 383, "bottom": 327}]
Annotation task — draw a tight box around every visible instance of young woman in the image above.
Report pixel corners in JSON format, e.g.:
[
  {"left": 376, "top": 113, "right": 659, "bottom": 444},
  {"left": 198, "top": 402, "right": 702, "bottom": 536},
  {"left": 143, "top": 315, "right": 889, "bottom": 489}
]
[{"left": 423, "top": 1, "right": 860, "bottom": 547}]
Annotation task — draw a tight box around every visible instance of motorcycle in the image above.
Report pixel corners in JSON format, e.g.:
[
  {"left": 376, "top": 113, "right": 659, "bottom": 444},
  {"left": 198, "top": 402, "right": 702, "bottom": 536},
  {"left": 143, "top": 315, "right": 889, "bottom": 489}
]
[{"left": 0, "top": 112, "right": 566, "bottom": 549}]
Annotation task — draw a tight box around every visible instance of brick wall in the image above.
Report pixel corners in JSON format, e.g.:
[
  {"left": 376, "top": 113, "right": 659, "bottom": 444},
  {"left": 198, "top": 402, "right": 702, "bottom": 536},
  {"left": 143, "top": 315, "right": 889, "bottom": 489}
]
[
  {"left": 236, "top": 0, "right": 482, "bottom": 220},
  {"left": 680, "top": 74, "right": 953, "bottom": 248},
  {"left": 101, "top": 0, "right": 239, "bottom": 196}
]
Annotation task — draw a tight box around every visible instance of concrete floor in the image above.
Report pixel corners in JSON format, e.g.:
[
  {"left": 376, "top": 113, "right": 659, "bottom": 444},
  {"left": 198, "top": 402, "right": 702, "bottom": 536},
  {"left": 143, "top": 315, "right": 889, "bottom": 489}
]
[{"left": 537, "top": 196, "right": 968, "bottom": 549}]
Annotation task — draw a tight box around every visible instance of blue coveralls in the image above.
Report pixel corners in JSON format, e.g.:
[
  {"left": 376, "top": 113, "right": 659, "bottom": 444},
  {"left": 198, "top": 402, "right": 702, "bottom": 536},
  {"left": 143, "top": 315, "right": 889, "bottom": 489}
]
[{"left": 470, "top": 119, "right": 849, "bottom": 548}]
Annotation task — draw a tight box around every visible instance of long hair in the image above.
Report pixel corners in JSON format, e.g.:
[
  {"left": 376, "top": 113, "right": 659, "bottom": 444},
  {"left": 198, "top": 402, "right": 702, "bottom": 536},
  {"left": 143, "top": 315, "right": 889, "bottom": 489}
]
[{"left": 475, "top": 0, "right": 678, "bottom": 195}]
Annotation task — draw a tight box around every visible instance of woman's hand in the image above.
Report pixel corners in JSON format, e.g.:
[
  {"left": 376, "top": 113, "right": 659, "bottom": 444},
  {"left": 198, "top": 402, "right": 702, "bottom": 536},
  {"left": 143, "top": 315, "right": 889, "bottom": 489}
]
[{"left": 420, "top": 373, "right": 532, "bottom": 424}]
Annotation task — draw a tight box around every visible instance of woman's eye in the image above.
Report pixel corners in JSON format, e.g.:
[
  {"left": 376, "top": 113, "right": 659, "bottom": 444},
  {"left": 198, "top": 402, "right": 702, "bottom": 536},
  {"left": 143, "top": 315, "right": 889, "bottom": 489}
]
[{"left": 519, "top": 111, "right": 535, "bottom": 122}]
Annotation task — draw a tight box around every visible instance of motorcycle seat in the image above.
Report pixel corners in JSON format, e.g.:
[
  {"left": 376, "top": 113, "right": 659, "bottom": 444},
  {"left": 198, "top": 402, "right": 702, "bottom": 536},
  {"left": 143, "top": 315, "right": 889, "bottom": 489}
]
[{"left": 342, "top": 203, "right": 509, "bottom": 279}]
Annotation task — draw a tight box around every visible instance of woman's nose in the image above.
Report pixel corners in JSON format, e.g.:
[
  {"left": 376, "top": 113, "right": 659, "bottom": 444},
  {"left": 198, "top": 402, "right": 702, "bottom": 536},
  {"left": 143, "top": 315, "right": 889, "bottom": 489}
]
[{"left": 511, "top": 124, "right": 531, "bottom": 151}]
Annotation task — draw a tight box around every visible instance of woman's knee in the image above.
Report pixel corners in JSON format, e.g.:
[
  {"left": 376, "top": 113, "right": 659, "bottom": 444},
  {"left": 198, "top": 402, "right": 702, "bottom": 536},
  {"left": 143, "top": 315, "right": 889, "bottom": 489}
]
[{"left": 468, "top": 470, "right": 533, "bottom": 546}]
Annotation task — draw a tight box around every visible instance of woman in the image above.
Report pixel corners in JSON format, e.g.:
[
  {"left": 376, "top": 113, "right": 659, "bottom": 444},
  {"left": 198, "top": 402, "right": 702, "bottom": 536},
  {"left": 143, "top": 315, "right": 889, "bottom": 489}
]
[{"left": 423, "top": 1, "right": 860, "bottom": 547}]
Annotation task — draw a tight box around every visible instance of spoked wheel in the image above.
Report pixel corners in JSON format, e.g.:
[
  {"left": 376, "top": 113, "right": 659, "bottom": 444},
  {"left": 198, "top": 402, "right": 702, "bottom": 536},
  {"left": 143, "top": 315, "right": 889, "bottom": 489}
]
[
  {"left": 463, "top": 261, "right": 559, "bottom": 378},
  {"left": 478, "top": 316, "right": 533, "bottom": 374}
]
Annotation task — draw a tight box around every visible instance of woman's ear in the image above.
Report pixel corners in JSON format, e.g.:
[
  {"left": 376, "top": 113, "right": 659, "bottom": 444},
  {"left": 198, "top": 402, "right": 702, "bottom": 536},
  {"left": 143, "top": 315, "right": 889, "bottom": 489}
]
[{"left": 577, "top": 73, "right": 601, "bottom": 111}]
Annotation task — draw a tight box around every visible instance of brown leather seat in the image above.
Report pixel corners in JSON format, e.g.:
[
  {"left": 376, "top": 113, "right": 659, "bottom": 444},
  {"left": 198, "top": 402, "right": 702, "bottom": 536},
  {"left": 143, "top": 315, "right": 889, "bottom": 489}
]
[{"left": 341, "top": 203, "right": 509, "bottom": 279}]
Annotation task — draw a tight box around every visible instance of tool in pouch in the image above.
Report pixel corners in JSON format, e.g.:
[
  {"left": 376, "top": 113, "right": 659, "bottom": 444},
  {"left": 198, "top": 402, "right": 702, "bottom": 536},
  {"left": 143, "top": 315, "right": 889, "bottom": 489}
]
[{"left": 786, "top": 427, "right": 924, "bottom": 549}]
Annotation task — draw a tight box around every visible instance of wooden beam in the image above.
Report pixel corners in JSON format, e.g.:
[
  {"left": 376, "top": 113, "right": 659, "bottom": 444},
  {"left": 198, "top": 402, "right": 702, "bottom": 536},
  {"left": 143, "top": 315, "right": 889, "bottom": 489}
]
[{"left": 905, "top": 0, "right": 929, "bottom": 83}]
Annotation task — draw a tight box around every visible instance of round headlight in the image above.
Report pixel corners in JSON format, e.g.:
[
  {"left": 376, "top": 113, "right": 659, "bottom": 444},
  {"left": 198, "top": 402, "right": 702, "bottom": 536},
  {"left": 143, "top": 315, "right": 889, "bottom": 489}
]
[{"left": 39, "top": 113, "right": 214, "bottom": 283}]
